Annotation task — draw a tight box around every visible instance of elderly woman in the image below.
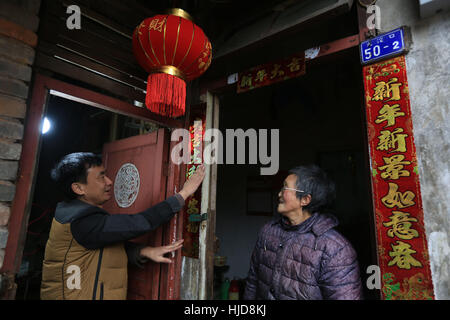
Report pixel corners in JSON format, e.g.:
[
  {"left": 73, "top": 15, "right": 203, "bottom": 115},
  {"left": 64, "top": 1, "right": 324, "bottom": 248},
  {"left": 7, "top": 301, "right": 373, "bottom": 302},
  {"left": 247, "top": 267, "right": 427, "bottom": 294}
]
[{"left": 244, "top": 165, "right": 363, "bottom": 300}]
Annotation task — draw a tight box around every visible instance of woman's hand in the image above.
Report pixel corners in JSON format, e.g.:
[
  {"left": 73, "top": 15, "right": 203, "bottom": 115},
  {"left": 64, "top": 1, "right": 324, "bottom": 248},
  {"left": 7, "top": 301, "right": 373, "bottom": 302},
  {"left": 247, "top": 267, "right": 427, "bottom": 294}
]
[{"left": 139, "top": 239, "right": 184, "bottom": 263}]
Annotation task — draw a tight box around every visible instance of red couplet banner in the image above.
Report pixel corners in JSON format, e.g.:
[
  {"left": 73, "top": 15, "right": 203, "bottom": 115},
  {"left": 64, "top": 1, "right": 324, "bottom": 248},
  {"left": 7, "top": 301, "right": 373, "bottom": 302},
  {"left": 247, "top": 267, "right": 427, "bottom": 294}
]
[
  {"left": 181, "top": 106, "right": 206, "bottom": 259},
  {"left": 363, "top": 55, "right": 434, "bottom": 300}
]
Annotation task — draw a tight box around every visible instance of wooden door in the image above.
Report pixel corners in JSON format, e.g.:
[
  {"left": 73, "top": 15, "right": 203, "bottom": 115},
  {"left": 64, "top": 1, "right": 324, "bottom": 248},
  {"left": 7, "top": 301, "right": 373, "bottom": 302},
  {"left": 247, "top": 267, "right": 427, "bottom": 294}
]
[{"left": 102, "top": 128, "right": 170, "bottom": 300}]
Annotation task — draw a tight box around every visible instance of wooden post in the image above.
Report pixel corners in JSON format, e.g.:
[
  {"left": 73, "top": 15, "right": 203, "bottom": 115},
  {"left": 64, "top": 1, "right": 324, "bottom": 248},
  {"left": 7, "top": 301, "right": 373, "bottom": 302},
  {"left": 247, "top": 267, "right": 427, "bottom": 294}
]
[
  {"left": 207, "top": 95, "right": 220, "bottom": 298},
  {"left": 198, "top": 91, "right": 215, "bottom": 299},
  {"left": 109, "top": 113, "right": 118, "bottom": 142}
]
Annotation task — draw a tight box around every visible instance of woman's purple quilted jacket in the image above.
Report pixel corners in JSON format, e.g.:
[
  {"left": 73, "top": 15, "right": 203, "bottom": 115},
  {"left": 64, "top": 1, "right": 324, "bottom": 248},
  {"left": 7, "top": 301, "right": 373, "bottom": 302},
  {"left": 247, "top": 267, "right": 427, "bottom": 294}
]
[{"left": 243, "top": 213, "right": 363, "bottom": 300}]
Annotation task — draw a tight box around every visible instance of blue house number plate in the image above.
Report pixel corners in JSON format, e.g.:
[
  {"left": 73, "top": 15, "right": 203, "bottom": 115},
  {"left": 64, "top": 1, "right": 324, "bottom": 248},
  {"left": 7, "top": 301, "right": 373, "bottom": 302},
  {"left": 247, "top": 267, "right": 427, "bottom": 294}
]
[{"left": 360, "top": 28, "right": 406, "bottom": 65}]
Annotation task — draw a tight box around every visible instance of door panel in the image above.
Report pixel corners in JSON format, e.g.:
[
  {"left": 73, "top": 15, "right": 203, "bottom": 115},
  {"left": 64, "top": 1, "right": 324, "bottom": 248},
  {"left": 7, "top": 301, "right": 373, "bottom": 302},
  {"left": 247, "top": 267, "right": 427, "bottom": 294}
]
[
  {"left": 158, "top": 139, "right": 186, "bottom": 299},
  {"left": 102, "top": 128, "right": 169, "bottom": 300}
]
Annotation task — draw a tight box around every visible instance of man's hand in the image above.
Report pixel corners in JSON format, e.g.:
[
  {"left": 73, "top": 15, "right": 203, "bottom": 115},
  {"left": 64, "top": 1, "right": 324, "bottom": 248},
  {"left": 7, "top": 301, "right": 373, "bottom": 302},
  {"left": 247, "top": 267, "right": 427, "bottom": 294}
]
[
  {"left": 139, "top": 239, "right": 184, "bottom": 263},
  {"left": 179, "top": 164, "right": 206, "bottom": 200}
]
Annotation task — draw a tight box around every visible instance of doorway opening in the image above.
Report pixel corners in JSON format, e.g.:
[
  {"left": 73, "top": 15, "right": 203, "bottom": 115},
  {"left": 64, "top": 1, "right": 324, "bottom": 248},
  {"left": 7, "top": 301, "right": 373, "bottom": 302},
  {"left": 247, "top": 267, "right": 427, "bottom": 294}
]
[
  {"left": 213, "top": 49, "right": 380, "bottom": 300},
  {"left": 14, "top": 94, "right": 160, "bottom": 300}
]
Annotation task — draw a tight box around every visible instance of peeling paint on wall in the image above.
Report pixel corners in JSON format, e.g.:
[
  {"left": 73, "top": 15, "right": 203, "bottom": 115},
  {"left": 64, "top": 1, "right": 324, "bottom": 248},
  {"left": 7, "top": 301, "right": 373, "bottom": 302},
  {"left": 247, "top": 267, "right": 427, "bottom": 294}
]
[{"left": 180, "top": 256, "right": 200, "bottom": 300}]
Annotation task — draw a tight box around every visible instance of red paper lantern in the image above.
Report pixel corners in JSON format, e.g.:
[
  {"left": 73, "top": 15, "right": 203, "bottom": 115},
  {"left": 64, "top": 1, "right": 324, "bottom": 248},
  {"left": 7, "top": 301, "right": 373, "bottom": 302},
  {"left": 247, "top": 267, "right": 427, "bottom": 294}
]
[{"left": 132, "top": 8, "right": 212, "bottom": 118}]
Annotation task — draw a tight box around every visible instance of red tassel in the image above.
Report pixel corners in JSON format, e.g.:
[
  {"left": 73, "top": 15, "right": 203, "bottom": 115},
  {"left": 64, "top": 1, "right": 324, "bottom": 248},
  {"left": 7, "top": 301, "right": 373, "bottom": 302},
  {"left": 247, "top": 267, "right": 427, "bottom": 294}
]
[{"left": 145, "top": 73, "right": 186, "bottom": 118}]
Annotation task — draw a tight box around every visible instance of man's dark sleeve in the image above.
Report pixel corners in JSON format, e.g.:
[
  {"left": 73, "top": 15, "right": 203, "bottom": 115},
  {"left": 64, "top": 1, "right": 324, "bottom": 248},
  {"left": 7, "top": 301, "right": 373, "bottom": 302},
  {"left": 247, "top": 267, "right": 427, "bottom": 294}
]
[
  {"left": 71, "top": 194, "right": 185, "bottom": 250},
  {"left": 124, "top": 241, "right": 149, "bottom": 268}
]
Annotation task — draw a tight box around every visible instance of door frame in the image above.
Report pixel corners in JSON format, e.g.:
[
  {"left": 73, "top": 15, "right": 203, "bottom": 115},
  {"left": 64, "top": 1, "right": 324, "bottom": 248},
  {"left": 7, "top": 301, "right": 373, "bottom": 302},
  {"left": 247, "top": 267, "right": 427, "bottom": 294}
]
[
  {"left": 0, "top": 73, "right": 185, "bottom": 299},
  {"left": 198, "top": 92, "right": 219, "bottom": 299}
]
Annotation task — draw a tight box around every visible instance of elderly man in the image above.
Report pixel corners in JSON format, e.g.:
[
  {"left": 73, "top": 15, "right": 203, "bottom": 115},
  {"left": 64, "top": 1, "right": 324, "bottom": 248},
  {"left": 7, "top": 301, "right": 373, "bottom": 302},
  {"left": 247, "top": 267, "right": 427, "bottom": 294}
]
[
  {"left": 244, "top": 164, "right": 363, "bottom": 300},
  {"left": 41, "top": 152, "right": 205, "bottom": 300}
]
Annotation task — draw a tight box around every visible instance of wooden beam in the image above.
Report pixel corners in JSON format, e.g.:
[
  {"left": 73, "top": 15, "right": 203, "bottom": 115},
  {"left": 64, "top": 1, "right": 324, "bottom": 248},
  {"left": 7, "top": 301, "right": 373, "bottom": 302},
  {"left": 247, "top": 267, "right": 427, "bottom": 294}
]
[
  {"left": 38, "top": 41, "right": 146, "bottom": 91},
  {"left": 86, "top": 0, "right": 154, "bottom": 30},
  {"left": 38, "top": 7, "right": 146, "bottom": 86},
  {"left": 200, "top": 33, "right": 360, "bottom": 94},
  {"left": 308, "top": 34, "right": 359, "bottom": 61},
  {"left": 35, "top": 52, "right": 145, "bottom": 102},
  {"left": 39, "top": 13, "right": 136, "bottom": 64},
  {"left": 40, "top": 75, "right": 184, "bottom": 128},
  {"left": 61, "top": 0, "right": 134, "bottom": 39},
  {"left": 44, "top": 1, "right": 133, "bottom": 53},
  {"left": 54, "top": 37, "right": 147, "bottom": 80}
]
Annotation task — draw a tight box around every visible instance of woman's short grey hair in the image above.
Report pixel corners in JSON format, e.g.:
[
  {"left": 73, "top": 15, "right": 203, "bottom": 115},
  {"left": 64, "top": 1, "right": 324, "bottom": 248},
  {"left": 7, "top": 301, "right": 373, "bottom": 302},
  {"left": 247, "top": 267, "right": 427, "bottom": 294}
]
[{"left": 288, "top": 164, "right": 336, "bottom": 214}]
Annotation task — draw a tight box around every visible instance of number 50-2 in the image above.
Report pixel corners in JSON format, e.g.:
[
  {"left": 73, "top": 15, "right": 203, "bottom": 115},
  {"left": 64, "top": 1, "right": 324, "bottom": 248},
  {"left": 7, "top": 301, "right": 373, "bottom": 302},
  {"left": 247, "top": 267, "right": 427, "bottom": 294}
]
[{"left": 364, "top": 45, "right": 381, "bottom": 60}]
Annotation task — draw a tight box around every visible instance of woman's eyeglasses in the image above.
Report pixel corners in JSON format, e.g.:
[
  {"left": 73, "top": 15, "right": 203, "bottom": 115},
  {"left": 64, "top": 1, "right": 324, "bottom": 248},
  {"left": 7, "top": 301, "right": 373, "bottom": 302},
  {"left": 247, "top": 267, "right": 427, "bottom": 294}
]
[{"left": 280, "top": 186, "right": 305, "bottom": 193}]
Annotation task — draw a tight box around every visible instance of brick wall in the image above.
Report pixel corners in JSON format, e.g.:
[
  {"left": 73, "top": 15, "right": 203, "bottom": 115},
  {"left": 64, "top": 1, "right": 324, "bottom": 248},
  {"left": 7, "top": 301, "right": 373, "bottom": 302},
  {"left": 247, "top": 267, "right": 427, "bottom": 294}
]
[{"left": 0, "top": 0, "right": 41, "bottom": 296}]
